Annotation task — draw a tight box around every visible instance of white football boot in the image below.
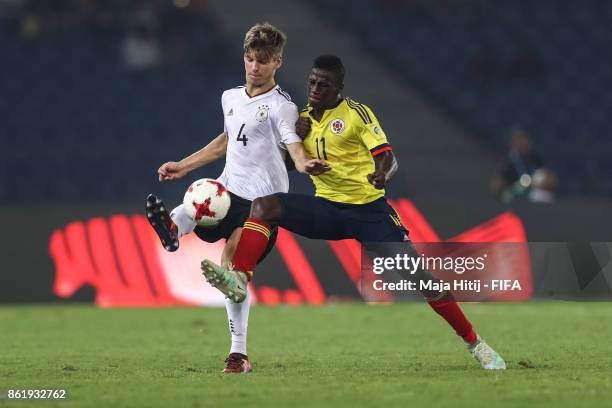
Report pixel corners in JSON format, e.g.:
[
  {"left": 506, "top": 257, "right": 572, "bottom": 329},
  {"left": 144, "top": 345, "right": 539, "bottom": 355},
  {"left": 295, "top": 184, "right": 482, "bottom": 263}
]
[{"left": 468, "top": 335, "right": 507, "bottom": 370}]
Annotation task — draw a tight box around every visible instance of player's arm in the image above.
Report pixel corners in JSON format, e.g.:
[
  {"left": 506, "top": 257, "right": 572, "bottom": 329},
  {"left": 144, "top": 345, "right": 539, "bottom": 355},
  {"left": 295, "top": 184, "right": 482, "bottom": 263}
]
[
  {"left": 158, "top": 132, "right": 228, "bottom": 181},
  {"left": 354, "top": 103, "right": 397, "bottom": 189},
  {"left": 276, "top": 103, "right": 329, "bottom": 175},
  {"left": 368, "top": 150, "right": 398, "bottom": 189},
  {"left": 285, "top": 142, "right": 330, "bottom": 175}
]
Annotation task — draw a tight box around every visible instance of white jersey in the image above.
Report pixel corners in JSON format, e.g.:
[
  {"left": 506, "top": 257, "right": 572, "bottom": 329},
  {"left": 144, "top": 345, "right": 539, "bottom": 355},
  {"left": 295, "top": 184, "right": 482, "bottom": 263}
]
[{"left": 217, "top": 85, "right": 301, "bottom": 201}]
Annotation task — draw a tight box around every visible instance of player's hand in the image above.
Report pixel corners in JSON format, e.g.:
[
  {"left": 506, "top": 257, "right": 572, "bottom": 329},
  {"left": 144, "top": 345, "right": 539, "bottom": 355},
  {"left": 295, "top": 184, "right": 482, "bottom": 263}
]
[
  {"left": 158, "top": 161, "right": 188, "bottom": 181},
  {"left": 304, "top": 159, "right": 330, "bottom": 176},
  {"left": 295, "top": 117, "right": 312, "bottom": 139},
  {"left": 367, "top": 170, "right": 386, "bottom": 189}
]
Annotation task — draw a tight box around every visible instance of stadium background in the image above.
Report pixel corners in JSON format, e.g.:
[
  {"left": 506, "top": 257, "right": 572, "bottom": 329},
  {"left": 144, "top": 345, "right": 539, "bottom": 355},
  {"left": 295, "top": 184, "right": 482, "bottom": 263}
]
[{"left": 1, "top": 0, "right": 611, "bottom": 305}]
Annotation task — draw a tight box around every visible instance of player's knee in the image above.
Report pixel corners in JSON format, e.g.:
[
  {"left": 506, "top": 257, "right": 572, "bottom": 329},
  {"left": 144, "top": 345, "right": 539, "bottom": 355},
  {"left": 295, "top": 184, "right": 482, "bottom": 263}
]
[{"left": 250, "top": 196, "right": 281, "bottom": 224}]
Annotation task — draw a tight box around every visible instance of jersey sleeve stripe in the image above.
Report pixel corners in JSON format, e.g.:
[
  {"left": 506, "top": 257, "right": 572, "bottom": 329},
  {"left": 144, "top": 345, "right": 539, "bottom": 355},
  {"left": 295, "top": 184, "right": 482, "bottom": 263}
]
[
  {"left": 353, "top": 101, "right": 372, "bottom": 123},
  {"left": 370, "top": 144, "right": 392, "bottom": 156},
  {"left": 371, "top": 146, "right": 392, "bottom": 156},
  {"left": 370, "top": 143, "right": 390, "bottom": 152},
  {"left": 346, "top": 99, "right": 372, "bottom": 124},
  {"left": 346, "top": 99, "right": 366, "bottom": 122},
  {"left": 346, "top": 101, "right": 368, "bottom": 124},
  {"left": 276, "top": 88, "right": 292, "bottom": 101},
  {"left": 346, "top": 98, "right": 372, "bottom": 123}
]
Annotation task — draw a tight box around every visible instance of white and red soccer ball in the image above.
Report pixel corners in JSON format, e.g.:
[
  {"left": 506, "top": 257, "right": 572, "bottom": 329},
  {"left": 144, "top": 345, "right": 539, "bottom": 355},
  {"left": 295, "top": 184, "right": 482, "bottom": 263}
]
[{"left": 183, "top": 178, "right": 231, "bottom": 227}]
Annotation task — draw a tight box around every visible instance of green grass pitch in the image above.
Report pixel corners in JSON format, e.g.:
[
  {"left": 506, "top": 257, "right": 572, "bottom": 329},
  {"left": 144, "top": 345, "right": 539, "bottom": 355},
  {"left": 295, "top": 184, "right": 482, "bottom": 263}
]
[{"left": 1, "top": 302, "right": 611, "bottom": 407}]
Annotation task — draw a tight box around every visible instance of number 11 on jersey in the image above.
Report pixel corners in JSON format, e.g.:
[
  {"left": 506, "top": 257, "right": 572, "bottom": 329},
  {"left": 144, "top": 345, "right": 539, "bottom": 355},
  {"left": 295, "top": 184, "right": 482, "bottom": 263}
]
[{"left": 315, "top": 137, "right": 328, "bottom": 160}]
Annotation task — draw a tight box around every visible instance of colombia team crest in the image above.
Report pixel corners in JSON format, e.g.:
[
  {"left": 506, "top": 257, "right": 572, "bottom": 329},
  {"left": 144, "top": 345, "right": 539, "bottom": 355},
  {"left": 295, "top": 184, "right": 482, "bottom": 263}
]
[{"left": 330, "top": 118, "right": 345, "bottom": 134}]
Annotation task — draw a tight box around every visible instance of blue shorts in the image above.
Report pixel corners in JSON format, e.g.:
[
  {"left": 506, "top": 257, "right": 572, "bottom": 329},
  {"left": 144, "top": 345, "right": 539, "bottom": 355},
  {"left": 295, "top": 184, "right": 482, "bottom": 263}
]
[{"left": 274, "top": 194, "right": 408, "bottom": 243}]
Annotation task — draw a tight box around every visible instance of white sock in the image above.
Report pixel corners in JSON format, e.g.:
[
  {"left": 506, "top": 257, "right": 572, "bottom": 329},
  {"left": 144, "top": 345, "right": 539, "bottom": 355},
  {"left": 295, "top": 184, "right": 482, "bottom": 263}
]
[
  {"left": 226, "top": 291, "right": 250, "bottom": 356},
  {"left": 170, "top": 204, "right": 196, "bottom": 238}
]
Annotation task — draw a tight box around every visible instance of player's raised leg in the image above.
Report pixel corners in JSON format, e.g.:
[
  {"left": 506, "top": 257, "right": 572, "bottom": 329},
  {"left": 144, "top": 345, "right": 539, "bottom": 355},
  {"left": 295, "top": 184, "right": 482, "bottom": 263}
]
[
  {"left": 146, "top": 195, "right": 198, "bottom": 252},
  {"left": 145, "top": 194, "right": 180, "bottom": 252}
]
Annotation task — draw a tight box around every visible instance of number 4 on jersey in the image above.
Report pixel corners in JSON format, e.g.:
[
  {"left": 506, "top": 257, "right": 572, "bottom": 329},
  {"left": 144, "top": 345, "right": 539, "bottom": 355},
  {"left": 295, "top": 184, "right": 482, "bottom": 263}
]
[{"left": 236, "top": 123, "right": 248, "bottom": 146}]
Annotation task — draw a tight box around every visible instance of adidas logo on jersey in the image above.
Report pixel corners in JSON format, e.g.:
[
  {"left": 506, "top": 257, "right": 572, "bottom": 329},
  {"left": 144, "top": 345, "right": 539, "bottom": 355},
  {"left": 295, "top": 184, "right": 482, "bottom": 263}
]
[{"left": 228, "top": 109, "right": 233, "bottom": 116}]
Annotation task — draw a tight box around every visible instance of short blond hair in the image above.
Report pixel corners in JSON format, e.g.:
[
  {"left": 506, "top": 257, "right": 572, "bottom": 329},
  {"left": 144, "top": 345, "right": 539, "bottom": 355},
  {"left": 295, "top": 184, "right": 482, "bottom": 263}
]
[{"left": 243, "top": 23, "right": 287, "bottom": 63}]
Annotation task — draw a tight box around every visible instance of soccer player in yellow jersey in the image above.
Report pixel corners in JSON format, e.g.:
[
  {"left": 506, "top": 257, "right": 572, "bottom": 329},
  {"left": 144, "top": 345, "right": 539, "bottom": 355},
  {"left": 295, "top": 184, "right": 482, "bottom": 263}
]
[
  {"left": 202, "top": 55, "right": 506, "bottom": 370},
  {"left": 299, "top": 94, "right": 393, "bottom": 205}
]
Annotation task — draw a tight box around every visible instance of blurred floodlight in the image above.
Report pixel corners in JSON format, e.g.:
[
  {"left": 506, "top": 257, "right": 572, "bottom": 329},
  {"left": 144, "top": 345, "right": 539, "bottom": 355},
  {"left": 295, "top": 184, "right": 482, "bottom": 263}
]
[{"left": 173, "top": 0, "right": 191, "bottom": 8}]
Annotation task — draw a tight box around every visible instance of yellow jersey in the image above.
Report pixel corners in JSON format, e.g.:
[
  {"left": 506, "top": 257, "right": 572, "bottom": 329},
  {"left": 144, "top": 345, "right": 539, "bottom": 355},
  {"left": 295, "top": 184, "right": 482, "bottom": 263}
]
[{"left": 300, "top": 98, "right": 392, "bottom": 204}]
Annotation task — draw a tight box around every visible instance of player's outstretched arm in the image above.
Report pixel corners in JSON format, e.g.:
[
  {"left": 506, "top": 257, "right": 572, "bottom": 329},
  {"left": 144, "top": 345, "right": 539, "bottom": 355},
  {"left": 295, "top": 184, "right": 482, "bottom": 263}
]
[
  {"left": 158, "top": 132, "right": 228, "bottom": 181},
  {"left": 368, "top": 151, "right": 398, "bottom": 189},
  {"left": 285, "top": 142, "right": 330, "bottom": 176}
]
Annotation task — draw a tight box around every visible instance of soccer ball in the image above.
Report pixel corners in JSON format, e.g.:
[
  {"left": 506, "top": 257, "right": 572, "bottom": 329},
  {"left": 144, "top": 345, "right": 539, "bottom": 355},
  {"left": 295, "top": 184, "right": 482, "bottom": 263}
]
[{"left": 183, "top": 178, "right": 231, "bottom": 227}]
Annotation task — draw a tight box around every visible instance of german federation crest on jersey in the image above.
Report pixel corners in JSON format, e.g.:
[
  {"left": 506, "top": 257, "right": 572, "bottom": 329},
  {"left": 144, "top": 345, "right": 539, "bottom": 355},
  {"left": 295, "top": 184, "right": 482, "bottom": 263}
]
[
  {"left": 256, "top": 105, "right": 270, "bottom": 123},
  {"left": 330, "top": 118, "right": 345, "bottom": 134}
]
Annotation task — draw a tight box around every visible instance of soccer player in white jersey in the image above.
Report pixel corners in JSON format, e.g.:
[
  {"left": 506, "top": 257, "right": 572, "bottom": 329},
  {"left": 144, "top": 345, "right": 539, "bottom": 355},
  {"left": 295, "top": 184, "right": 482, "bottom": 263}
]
[{"left": 146, "top": 23, "right": 329, "bottom": 373}]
